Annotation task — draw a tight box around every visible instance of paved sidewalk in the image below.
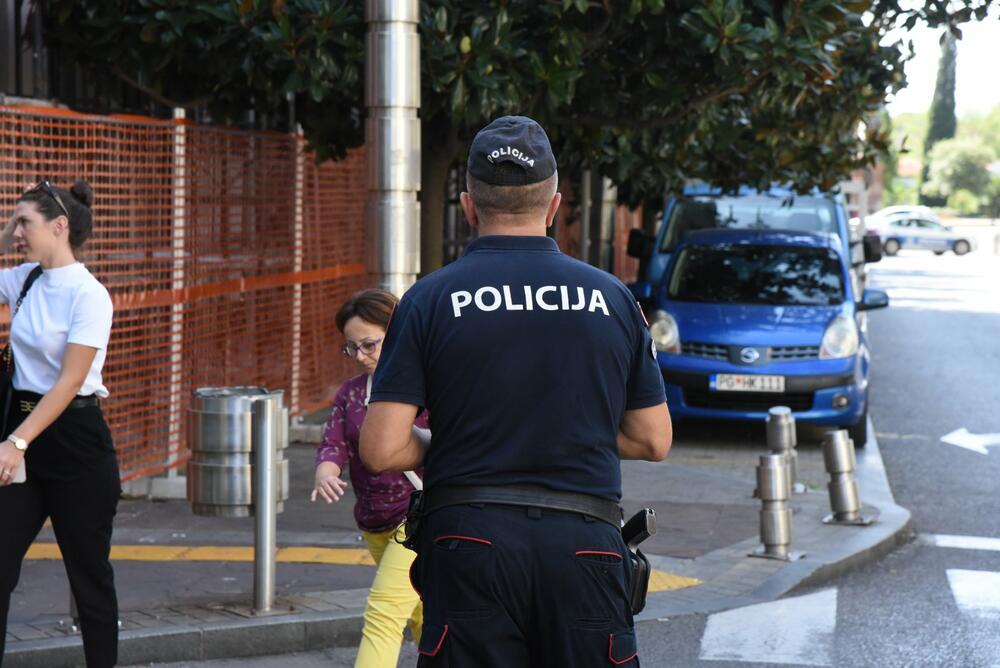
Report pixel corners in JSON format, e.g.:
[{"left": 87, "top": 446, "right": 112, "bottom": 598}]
[{"left": 5, "top": 418, "right": 909, "bottom": 668}]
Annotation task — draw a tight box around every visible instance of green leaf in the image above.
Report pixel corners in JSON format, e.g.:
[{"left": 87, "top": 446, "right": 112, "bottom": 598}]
[{"left": 450, "top": 75, "right": 465, "bottom": 113}]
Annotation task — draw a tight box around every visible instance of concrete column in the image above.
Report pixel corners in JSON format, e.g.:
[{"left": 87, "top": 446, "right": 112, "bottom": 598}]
[{"left": 366, "top": 0, "right": 421, "bottom": 296}]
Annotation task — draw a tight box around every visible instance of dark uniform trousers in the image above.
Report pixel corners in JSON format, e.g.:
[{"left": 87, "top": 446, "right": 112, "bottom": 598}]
[
  {"left": 411, "top": 503, "right": 640, "bottom": 667},
  {"left": 0, "top": 401, "right": 120, "bottom": 668}
]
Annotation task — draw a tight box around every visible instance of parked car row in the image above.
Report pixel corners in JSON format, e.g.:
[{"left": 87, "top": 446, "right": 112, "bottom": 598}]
[{"left": 628, "top": 187, "right": 888, "bottom": 447}]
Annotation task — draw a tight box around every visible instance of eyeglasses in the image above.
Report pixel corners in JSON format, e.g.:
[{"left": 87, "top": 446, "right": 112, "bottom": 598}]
[
  {"left": 25, "top": 180, "right": 70, "bottom": 220},
  {"left": 341, "top": 338, "right": 383, "bottom": 358}
]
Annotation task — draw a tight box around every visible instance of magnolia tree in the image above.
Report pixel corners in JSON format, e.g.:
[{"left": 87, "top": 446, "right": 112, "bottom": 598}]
[{"left": 43, "top": 0, "right": 995, "bottom": 270}]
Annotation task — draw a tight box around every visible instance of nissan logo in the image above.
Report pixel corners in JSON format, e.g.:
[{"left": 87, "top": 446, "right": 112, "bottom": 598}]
[{"left": 739, "top": 347, "right": 761, "bottom": 364}]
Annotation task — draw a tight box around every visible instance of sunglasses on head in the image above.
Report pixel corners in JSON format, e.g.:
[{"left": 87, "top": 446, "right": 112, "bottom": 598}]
[{"left": 25, "top": 180, "right": 70, "bottom": 220}]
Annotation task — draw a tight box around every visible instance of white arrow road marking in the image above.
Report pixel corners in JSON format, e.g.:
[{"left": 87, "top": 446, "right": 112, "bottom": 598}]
[
  {"left": 940, "top": 428, "right": 1000, "bottom": 455},
  {"left": 699, "top": 588, "right": 836, "bottom": 666},
  {"left": 947, "top": 569, "right": 1000, "bottom": 621},
  {"left": 922, "top": 534, "right": 1000, "bottom": 552}
]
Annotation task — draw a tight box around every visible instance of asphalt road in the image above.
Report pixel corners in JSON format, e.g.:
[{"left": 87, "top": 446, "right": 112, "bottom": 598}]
[{"left": 124, "top": 240, "right": 1000, "bottom": 667}]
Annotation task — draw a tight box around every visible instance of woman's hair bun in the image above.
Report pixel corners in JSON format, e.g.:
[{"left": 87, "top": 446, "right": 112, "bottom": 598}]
[{"left": 69, "top": 180, "right": 94, "bottom": 208}]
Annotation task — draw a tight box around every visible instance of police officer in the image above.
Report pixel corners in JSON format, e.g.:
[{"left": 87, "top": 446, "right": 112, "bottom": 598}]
[{"left": 360, "top": 115, "right": 671, "bottom": 667}]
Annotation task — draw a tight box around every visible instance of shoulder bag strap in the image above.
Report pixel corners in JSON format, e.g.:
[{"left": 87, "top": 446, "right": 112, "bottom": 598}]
[{"left": 13, "top": 265, "right": 43, "bottom": 317}]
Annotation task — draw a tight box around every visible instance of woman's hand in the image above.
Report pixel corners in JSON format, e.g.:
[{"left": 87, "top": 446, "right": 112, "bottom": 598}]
[
  {"left": 0, "top": 441, "right": 25, "bottom": 487},
  {"left": 311, "top": 461, "right": 348, "bottom": 503},
  {"left": 1, "top": 214, "right": 17, "bottom": 253}
]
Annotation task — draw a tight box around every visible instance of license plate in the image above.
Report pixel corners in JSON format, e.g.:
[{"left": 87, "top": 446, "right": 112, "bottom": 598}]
[{"left": 710, "top": 374, "right": 785, "bottom": 393}]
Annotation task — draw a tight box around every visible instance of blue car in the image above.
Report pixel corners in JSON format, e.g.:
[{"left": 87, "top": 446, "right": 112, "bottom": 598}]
[
  {"left": 646, "top": 229, "right": 888, "bottom": 446},
  {"left": 628, "top": 185, "right": 882, "bottom": 294}
]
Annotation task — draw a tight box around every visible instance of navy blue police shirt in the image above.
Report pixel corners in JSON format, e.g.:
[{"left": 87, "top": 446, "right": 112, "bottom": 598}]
[{"left": 369, "top": 235, "right": 666, "bottom": 501}]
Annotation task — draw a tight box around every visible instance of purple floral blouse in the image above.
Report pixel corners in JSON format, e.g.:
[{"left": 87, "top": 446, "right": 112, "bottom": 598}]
[{"left": 316, "top": 373, "right": 427, "bottom": 533}]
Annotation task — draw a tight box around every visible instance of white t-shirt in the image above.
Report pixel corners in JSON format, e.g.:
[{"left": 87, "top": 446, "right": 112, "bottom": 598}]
[{"left": 0, "top": 262, "right": 113, "bottom": 398}]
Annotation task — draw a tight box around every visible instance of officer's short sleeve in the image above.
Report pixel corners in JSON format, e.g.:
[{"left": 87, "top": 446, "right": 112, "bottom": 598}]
[
  {"left": 626, "top": 301, "right": 667, "bottom": 410},
  {"left": 369, "top": 294, "right": 426, "bottom": 407}
]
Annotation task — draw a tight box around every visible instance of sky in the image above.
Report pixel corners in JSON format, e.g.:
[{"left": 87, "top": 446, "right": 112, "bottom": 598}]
[{"left": 886, "top": 15, "right": 1000, "bottom": 117}]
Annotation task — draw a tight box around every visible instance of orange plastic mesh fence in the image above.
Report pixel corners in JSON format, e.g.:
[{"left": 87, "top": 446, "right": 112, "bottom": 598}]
[{"left": 0, "top": 106, "right": 368, "bottom": 482}]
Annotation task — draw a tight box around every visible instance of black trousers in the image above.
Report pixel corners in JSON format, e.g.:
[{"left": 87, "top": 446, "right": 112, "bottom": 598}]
[
  {"left": 0, "top": 400, "right": 120, "bottom": 668},
  {"left": 411, "top": 504, "right": 639, "bottom": 667}
]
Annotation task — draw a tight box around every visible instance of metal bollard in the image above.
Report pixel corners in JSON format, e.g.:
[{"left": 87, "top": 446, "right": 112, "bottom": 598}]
[
  {"left": 750, "top": 454, "right": 804, "bottom": 561},
  {"left": 251, "top": 390, "right": 283, "bottom": 613},
  {"left": 821, "top": 430, "right": 877, "bottom": 526},
  {"left": 187, "top": 387, "right": 290, "bottom": 616},
  {"left": 766, "top": 406, "right": 804, "bottom": 493}
]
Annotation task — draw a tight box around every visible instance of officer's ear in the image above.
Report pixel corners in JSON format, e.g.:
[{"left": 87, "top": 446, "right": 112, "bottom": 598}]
[
  {"left": 544, "top": 191, "right": 562, "bottom": 229},
  {"left": 460, "top": 191, "right": 479, "bottom": 229}
]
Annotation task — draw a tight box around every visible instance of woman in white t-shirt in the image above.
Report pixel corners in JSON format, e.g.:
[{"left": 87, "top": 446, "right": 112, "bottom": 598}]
[{"left": 0, "top": 180, "right": 118, "bottom": 668}]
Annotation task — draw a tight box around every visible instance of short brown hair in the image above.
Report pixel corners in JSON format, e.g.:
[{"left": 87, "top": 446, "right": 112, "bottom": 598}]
[
  {"left": 335, "top": 288, "right": 398, "bottom": 332},
  {"left": 466, "top": 169, "right": 558, "bottom": 220}
]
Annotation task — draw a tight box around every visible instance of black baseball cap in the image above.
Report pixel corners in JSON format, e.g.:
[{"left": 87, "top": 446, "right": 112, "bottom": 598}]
[{"left": 467, "top": 115, "right": 557, "bottom": 186}]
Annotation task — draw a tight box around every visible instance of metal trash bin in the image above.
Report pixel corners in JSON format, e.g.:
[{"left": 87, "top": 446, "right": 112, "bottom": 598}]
[{"left": 187, "top": 387, "right": 289, "bottom": 517}]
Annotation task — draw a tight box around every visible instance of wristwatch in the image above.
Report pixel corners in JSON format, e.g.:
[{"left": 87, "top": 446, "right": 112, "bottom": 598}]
[{"left": 7, "top": 434, "right": 27, "bottom": 452}]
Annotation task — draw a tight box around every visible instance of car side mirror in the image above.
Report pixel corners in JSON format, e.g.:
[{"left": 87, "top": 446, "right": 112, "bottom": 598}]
[
  {"left": 627, "top": 229, "right": 655, "bottom": 259},
  {"left": 863, "top": 235, "right": 882, "bottom": 263},
  {"left": 858, "top": 288, "right": 889, "bottom": 311}
]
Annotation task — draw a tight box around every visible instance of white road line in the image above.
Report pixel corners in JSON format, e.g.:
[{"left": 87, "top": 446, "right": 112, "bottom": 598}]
[
  {"left": 922, "top": 534, "right": 1000, "bottom": 552},
  {"left": 699, "top": 588, "right": 836, "bottom": 666},
  {"left": 947, "top": 569, "right": 1000, "bottom": 621}
]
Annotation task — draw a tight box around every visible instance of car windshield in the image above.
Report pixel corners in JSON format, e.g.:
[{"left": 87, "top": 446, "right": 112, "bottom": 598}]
[
  {"left": 668, "top": 245, "right": 845, "bottom": 306},
  {"left": 661, "top": 195, "right": 838, "bottom": 251}
]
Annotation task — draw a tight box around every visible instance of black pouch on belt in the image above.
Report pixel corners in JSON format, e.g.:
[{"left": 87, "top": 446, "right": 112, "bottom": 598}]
[
  {"left": 400, "top": 490, "right": 425, "bottom": 552},
  {"left": 622, "top": 508, "right": 657, "bottom": 614}
]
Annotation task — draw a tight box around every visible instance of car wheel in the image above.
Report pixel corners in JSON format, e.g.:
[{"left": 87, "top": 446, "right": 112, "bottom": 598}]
[
  {"left": 882, "top": 239, "right": 900, "bottom": 256},
  {"left": 953, "top": 239, "right": 971, "bottom": 256},
  {"left": 933, "top": 250, "right": 945, "bottom": 255}
]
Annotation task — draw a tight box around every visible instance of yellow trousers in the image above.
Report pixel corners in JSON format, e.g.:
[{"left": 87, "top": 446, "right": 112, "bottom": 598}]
[{"left": 355, "top": 525, "right": 422, "bottom": 668}]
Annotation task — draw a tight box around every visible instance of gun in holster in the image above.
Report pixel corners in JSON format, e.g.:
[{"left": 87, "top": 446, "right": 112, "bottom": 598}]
[
  {"left": 621, "top": 508, "right": 656, "bottom": 615},
  {"left": 399, "top": 490, "right": 425, "bottom": 552}
]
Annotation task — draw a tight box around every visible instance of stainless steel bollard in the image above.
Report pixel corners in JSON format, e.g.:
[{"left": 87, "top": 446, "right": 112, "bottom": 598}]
[
  {"left": 821, "top": 430, "right": 876, "bottom": 526},
  {"left": 750, "top": 454, "right": 804, "bottom": 561},
  {"left": 186, "top": 387, "right": 291, "bottom": 614},
  {"left": 766, "top": 406, "right": 802, "bottom": 492},
  {"left": 252, "top": 390, "right": 283, "bottom": 613}
]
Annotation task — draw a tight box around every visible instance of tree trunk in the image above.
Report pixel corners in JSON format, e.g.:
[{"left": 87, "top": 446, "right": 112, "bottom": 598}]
[
  {"left": 637, "top": 196, "right": 663, "bottom": 282},
  {"left": 419, "top": 120, "right": 461, "bottom": 276}
]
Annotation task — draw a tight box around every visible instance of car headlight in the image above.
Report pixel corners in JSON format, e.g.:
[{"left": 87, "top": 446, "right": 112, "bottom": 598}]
[
  {"left": 819, "top": 315, "right": 859, "bottom": 359},
  {"left": 649, "top": 310, "right": 680, "bottom": 354}
]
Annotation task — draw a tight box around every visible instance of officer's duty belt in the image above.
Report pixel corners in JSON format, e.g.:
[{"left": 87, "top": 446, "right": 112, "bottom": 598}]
[{"left": 422, "top": 484, "right": 622, "bottom": 528}]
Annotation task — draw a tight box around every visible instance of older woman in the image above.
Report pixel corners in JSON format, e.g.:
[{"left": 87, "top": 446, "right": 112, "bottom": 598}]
[
  {"left": 0, "top": 180, "right": 118, "bottom": 668},
  {"left": 311, "top": 288, "right": 425, "bottom": 668}
]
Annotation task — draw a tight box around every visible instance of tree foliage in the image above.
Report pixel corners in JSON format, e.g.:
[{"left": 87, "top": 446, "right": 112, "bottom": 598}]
[
  {"left": 922, "top": 137, "right": 995, "bottom": 200},
  {"left": 957, "top": 104, "right": 1000, "bottom": 160},
  {"left": 44, "top": 0, "right": 366, "bottom": 160},
  {"left": 981, "top": 177, "right": 1000, "bottom": 219},
  {"left": 920, "top": 31, "right": 957, "bottom": 205},
  {"left": 40, "top": 0, "right": 996, "bottom": 269}
]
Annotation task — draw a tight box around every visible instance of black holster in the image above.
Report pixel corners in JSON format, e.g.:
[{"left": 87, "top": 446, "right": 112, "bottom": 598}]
[
  {"left": 399, "top": 489, "right": 425, "bottom": 552},
  {"left": 622, "top": 508, "right": 657, "bottom": 615},
  {"left": 627, "top": 546, "right": 652, "bottom": 615}
]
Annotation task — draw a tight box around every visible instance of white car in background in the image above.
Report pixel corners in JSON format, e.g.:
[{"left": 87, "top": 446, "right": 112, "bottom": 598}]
[
  {"left": 866, "top": 205, "right": 939, "bottom": 226},
  {"left": 866, "top": 213, "right": 977, "bottom": 256}
]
